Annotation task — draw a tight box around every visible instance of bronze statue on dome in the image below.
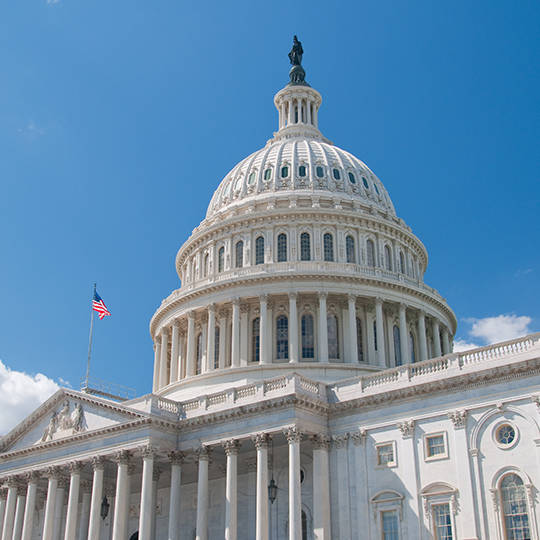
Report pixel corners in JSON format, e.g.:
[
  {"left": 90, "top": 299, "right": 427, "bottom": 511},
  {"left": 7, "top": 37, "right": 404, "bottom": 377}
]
[
  {"left": 288, "top": 35, "right": 303, "bottom": 66},
  {"left": 288, "top": 36, "right": 308, "bottom": 86}
]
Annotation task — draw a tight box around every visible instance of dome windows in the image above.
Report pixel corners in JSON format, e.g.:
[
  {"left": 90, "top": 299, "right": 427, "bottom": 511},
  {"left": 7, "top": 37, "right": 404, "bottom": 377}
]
[
  {"left": 300, "top": 232, "right": 311, "bottom": 261},
  {"left": 316, "top": 166, "right": 324, "bottom": 178},
  {"left": 255, "top": 236, "right": 265, "bottom": 265},
  {"left": 235, "top": 241, "right": 244, "bottom": 268},
  {"left": 373, "top": 183, "right": 380, "bottom": 195},
  {"left": 264, "top": 168, "right": 272, "bottom": 181},
  {"left": 218, "top": 247, "right": 225, "bottom": 273},
  {"left": 276, "top": 315, "right": 289, "bottom": 360},
  {"left": 248, "top": 172, "right": 256, "bottom": 185},
  {"left": 323, "top": 233, "right": 334, "bottom": 262},
  {"left": 366, "top": 239, "right": 376, "bottom": 267},
  {"left": 346, "top": 235, "right": 356, "bottom": 263},
  {"left": 299, "top": 165, "right": 307, "bottom": 177},
  {"left": 277, "top": 233, "right": 288, "bottom": 262},
  {"left": 348, "top": 172, "right": 356, "bottom": 184},
  {"left": 362, "top": 176, "right": 370, "bottom": 189},
  {"left": 281, "top": 166, "right": 289, "bottom": 178},
  {"left": 234, "top": 177, "right": 242, "bottom": 192},
  {"left": 332, "top": 168, "right": 341, "bottom": 180}
]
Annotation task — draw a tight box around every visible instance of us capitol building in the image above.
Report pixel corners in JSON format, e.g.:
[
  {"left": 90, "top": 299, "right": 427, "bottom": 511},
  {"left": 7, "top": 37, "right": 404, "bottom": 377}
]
[{"left": 1, "top": 39, "right": 539, "bottom": 540}]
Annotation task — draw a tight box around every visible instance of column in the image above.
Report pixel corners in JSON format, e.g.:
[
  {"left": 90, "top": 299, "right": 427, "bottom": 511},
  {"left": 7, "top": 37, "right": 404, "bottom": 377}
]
[
  {"left": 159, "top": 328, "right": 169, "bottom": 388},
  {"left": 195, "top": 447, "right": 210, "bottom": 540},
  {"left": 0, "top": 490, "right": 6, "bottom": 539},
  {"left": 441, "top": 327, "right": 451, "bottom": 355},
  {"left": 386, "top": 311, "right": 395, "bottom": 367},
  {"left": 223, "top": 440, "right": 240, "bottom": 540},
  {"left": 218, "top": 310, "right": 227, "bottom": 369},
  {"left": 351, "top": 432, "right": 370, "bottom": 539},
  {"left": 64, "top": 462, "right": 82, "bottom": 540},
  {"left": 432, "top": 319, "right": 442, "bottom": 357},
  {"left": 186, "top": 312, "right": 196, "bottom": 376},
  {"left": 398, "top": 420, "right": 420, "bottom": 537},
  {"left": 138, "top": 447, "right": 155, "bottom": 540},
  {"left": 252, "top": 433, "right": 270, "bottom": 540},
  {"left": 152, "top": 340, "right": 161, "bottom": 392},
  {"left": 333, "top": 435, "right": 351, "bottom": 539},
  {"left": 21, "top": 472, "right": 39, "bottom": 540},
  {"left": 307, "top": 99, "right": 312, "bottom": 125},
  {"left": 312, "top": 435, "right": 331, "bottom": 540},
  {"left": 52, "top": 478, "right": 67, "bottom": 540},
  {"left": 398, "top": 303, "right": 410, "bottom": 364},
  {"left": 12, "top": 487, "right": 26, "bottom": 540},
  {"left": 366, "top": 309, "right": 376, "bottom": 364},
  {"left": 231, "top": 299, "right": 240, "bottom": 368},
  {"left": 318, "top": 293, "right": 328, "bottom": 362},
  {"left": 87, "top": 457, "right": 105, "bottom": 540},
  {"left": 240, "top": 305, "right": 249, "bottom": 366},
  {"left": 168, "top": 452, "right": 184, "bottom": 540},
  {"left": 417, "top": 311, "right": 428, "bottom": 362},
  {"left": 375, "top": 298, "right": 386, "bottom": 367},
  {"left": 259, "top": 295, "right": 269, "bottom": 365},
  {"left": 170, "top": 322, "right": 180, "bottom": 383},
  {"left": 287, "top": 99, "right": 293, "bottom": 124},
  {"left": 206, "top": 305, "right": 216, "bottom": 372},
  {"left": 284, "top": 428, "right": 302, "bottom": 540},
  {"left": 150, "top": 467, "right": 160, "bottom": 540},
  {"left": 77, "top": 483, "right": 91, "bottom": 540},
  {"left": 111, "top": 451, "right": 130, "bottom": 540},
  {"left": 288, "top": 293, "right": 299, "bottom": 363},
  {"left": 178, "top": 332, "right": 185, "bottom": 380},
  {"left": 347, "top": 295, "right": 358, "bottom": 363},
  {"left": 42, "top": 469, "right": 59, "bottom": 540}
]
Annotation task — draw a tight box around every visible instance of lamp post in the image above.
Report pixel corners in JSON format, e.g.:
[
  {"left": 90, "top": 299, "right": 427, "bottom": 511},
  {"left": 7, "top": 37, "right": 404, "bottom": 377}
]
[
  {"left": 268, "top": 437, "right": 277, "bottom": 504},
  {"left": 100, "top": 496, "right": 110, "bottom": 520}
]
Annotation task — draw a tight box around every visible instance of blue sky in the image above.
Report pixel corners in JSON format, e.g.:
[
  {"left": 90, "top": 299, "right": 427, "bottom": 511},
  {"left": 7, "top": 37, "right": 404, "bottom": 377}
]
[{"left": 0, "top": 0, "right": 538, "bottom": 426}]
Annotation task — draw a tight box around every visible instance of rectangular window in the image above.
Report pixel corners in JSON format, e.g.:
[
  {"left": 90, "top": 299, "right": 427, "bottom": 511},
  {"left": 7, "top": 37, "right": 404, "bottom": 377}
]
[
  {"left": 432, "top": 504, "right": 453, "bottom": 540},
  {"left": 376, "top": 443, "right": 396, "bottom": 467},
  {"left": 425, "top": 433, "right": 447, "bottom": 460},
  {"left": 381, "top": 510, "right": 399, "bottom": 540}
]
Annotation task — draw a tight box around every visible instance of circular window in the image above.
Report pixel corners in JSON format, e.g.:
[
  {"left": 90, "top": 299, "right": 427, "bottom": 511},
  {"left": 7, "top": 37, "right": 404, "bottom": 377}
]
[
  {"left": 496, "top": 424, "right": 516, "bottom": 446},
  {"left": 348, "top": 172, "right": 356, "bottom": 184}
]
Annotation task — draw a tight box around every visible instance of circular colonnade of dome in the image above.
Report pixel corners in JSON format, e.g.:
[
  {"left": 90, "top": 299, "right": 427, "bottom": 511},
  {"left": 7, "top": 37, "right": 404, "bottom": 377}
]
[{"left": 150, "top": 59, "right": 456, "bottom": 401}]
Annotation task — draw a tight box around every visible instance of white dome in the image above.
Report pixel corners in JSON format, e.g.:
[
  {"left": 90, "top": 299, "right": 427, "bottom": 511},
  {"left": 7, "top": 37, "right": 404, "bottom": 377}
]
[{"left": 205, "top": 137, "right": 396, "bottom": 219}]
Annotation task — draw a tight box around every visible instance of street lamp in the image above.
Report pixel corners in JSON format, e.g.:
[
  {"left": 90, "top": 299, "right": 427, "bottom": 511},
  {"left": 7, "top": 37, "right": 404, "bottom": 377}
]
[{"left": 100, "top": 496, "right": 110, "bottom": 520}]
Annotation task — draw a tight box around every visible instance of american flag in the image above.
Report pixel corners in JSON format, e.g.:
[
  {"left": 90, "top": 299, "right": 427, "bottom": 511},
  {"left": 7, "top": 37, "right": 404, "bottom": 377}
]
[{"left": 92, "top": 291, "right": 111, "bottom": 320}]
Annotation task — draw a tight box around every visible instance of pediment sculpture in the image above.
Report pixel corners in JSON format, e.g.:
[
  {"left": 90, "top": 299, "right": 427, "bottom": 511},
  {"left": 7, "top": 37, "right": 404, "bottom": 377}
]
[{"left": 40, "top": 400, "right": 85, "bottom": 443}]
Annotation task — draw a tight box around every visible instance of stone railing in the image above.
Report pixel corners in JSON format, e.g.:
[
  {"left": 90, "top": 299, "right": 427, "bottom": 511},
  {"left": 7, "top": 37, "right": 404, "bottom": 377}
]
[
  {"left": 330, "top": 333, "right": 540, "bottom": 402},
  {"left": 151, "top": 373, "right": 325, "bottom": 420}
]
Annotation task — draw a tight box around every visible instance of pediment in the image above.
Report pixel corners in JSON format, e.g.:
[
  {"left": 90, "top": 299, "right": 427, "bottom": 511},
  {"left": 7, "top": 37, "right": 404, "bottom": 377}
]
[{"left": 1, "top": 389, "right": 148, "bottom": 453}]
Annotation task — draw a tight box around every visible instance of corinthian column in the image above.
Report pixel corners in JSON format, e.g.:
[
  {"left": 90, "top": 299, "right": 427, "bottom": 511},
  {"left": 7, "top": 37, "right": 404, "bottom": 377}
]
[
  {"left": 12, "top": 486, "right": 26, "bottom": 540},
  {"left": 138, "top": 447, "right": 155, "bottom": 540},
  {"left": 375, "top": 298, "right": 386, "bottom": 366},
  {"left": 111, "top": 451, "right": 131, "bottom": 540},
  {"left": 417, "top": 311, "right": 428, "bottom": 362},
  {"left": 432, "top": 319, "right": 442, "bottom": 358},
  {"left": 288, "top": 293, "right": 299, "bottom": 363},
  {"left": 42, "top": 469, "right": 60, "bottom": 540},
  {"left": 168, "top": 452, "right": 184, "bottom": 540},
  {"left": 186, "top": 312, "right": 196, "bottom": 376},
  {"left": 318, "top": 293, "right": 328, "bottom": 362},
  {"left": 259, "top": 296, "right": 269, "bottom": 365},
  {"left": 152, "top": 340, "right": 161, "bottom": 392},
  {"left": 206, "top": 304, "right": 216, "bottom": 372},
  {"left": 252, "top": 433, "right": 270, "bottom": 540},
  {"left": 159, "top": 328, "right": 169, "bottom": 388},
  {"left": 398, "top": 303, "right": 410, "bottom": 364},
  {"left": 223, "top": 440, "right": 240, "bottom": 540},
  {"left": 231, "top": 299, "right": 240, "bottom": 368},
  {"left": 170, "top": 322, "right": 180, "bottom": 382},
  {"left": 311, "top": 435, "right": 331, "bottom": 540},
  {"left": 284, "top": 428, "right": 302, "bottom": 540},
  {"left": 21, "top": 472, "right": 39, "bottom": 540},
  {"left": 64, "top": 462, "right": 83, "bottom": 540},
  {"left": 77, "top": 482, "right": 92, "bottom": 540},
  {"left": 195, "top": 447, "right": 211, "bottom": 540},
  {"left": 87, "top": 457, "right": 105, "bottom": 540},
  {"left": 347, "top": 295, "right": 358, "bottom": 363}
]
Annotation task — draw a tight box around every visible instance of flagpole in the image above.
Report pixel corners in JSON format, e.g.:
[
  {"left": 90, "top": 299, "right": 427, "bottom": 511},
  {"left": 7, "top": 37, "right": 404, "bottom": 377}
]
[{"left": 84, "top": 283, "right": 96, "bottom": 391}]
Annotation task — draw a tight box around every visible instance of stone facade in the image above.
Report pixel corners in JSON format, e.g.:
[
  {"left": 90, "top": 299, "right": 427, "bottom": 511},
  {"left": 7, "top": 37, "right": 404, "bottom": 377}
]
[{"left": 1, "top": 55, "right": 538, "bottom": 540}]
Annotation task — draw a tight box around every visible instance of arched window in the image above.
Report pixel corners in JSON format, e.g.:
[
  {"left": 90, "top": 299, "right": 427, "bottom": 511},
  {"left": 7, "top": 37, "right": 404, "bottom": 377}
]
[
  {"left": 346, "top": 235, "right": 356, "bottom": 263},
  {"left": 356, "top": 317, "right": 364, "bottom": 362},
  {"left": 299, "top": 165, "right": 307, "bottom": 177},
  {"left": 218, "top": 247, "right": 224, "bottom": 273},
  {"left": 500, "top": 474, "right": 531, "bottom": 539},
  {"left": 301, "top": 314, "right": 315, "bottom": 359},
  {"left": 203, "top": 253, "right": 209, "bottom": 277},
  {"left": 316, "top": 166, "right": 324, "bottom": 178},
  {"left": 300, "top": 232, "right": 311, "bottom": 261},
  {"left": 327, "top": 315, "right": 339, "bottom": 359},
  {"left": 393, "top": 325, "right": 402, "bottom": 366},
  {"left": 276, "top": 315, "right": 288, "bottom": 360},
  {"left": 281, "top": 166, "right": 289, "bottom": 178},
  {"left": 255, "top": 236, "right": 265, "bottom": 265},
  {"left": 235, "top": 240, "right": 243, "bottom": 268},
  {"left": 384, "top": 245, "right": 392, "bottom": 271},
  {"left": 196, "top": 333, "right": 203, "bottom": 375},
  {"left": 409, "top": 332, "right": 416, "bottom": 363},
  {"left": 214, "top": 327, "right": 220, "bottom": 369},
  {"left": 277, "top": 233, "right": 287, "bottom": 262},
  {"left": 252, "top": 317, "right": 260, "bottom": 362},
  {"left": 399, "top": 251, "right": 405, "bottom": 274},
  {"left": 323, "top": 233, "right": 334, "bottom": 262},
  {"left": 366, "top": 239, "right": 375, "bottom": 267}
]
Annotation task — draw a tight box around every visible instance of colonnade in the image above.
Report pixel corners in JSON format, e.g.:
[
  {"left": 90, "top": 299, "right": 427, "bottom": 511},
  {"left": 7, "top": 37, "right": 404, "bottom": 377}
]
[
  {"left": 153, "top": 293, "right": 453, "bottom": 391},
  {"left": 0, "top": 430, "right": 330, "bottom": 540}
]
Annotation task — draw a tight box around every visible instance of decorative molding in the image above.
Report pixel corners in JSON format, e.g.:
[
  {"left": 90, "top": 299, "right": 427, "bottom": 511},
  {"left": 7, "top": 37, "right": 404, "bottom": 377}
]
[
  {"left": 68, "top": 461, "right": 84, "bottom": 474},
  {"left": 397, "top": 420, "right": 415, "bottom": 438},
  {"left": 113, "top": 450, "right": 132, "bottom": 466},
  {"left": 91, "top": 456, "right": 106, "bottom": 471},
  {"left": 223, "top": 439, "right": 241, "bottom": 456},
  {"left": 448, "top": 410, "right": 468, "bottom": 429},
  {"left": 197, "top": 446, "right": 212, "bottom": 461},
  {"left": 310, "top": 434, "right": 331, "bottom": 450},
  {"left": 283, "top": 426, "right": 302, "bottom": 444},
  {"left": 351, "top": 429, "right": 367, "bottom": 446},
  {"left": 332, "top": 433, "right": 349, "bottom": 449},
  {"left": 252, "top": 433, "right": 271, "bottom": 449},
  {"left": 168, "top": 451, "right": 185, "bottom": 466}
]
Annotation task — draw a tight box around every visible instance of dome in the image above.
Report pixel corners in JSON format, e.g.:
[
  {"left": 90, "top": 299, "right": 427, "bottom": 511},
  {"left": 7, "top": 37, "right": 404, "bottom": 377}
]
[{"left": 205, "top": 138, "right": 396, "bottom": 220}]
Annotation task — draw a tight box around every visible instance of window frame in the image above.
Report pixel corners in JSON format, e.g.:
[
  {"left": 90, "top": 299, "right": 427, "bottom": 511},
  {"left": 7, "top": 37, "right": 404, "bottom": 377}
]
[
  {"left": 255, "top": 235, "right": 265, "bottom": 265},
  {"left": 323, "top": 232, "right": 334, "bottom": 262},
  {"left": 375, "top": 441, "right": 397, "bottom": 468},
  {"left": 235, "top": 240, "right": 244, "bottom": 268},
  {"left": 420, "top": 484, "right": 458, "bottom": 540},
  {"left": 276, "top": 314, "right": 289, "bottom": 361},
  {"left": 370, "top": 490, "right": 404, "bottom": 540},
  {"left": 346, "top": 234, "right": 356, "bottom": 263},
  {"left": 492, "top": 421, "right": 519, "bottom": 450},
  {"left": 217, "top": 246, "right": 225, "bottom": 273},
  {"left": 301, "top": 313, "right": 315, "bottom": 360},
  {"left": 277, "top": 232, "right": 288, "bottom": 262},
  {"left": 300, "top": 232, "right": 311, "bottom": 261},
  {"left": 423, "top": 432, "right": 449, "bottom": 462}
]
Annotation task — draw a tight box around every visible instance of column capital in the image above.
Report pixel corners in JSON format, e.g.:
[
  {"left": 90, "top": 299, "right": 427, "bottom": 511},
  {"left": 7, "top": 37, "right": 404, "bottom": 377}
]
[
  {"left": 448, "top": 410, "right": 468, "bottom": 429},
  {"left": 240, "top": 303, "right": 249, "bottom": 314},
  {"left": 152, "top": 466, "right": 162, "bottom": 483},
  {"left": 347, "top": 293, "right": 356, "bottom": 303},
  {"left": 375, "top": 296, "right": 384, "bottom": 305},
  {"left": 140, "top": 445, "right": 158, "bottom": 459},
  {"left": 252, "top": 432, "right": 271, "bottom": 449},
  {"left": 0, "top": 487, "right": 7, "bottom": 499},
  {"left": 222, "top": 439, "right": 241, "bottom": 456},
  {"left": 283, "top": 426, "right": 303, "bottom": 444},
  {"left": 397, "top": 419, "right": 415, "bottom": 438},
  {"left": 417, "top": 309, "right": 426, "bottom": 318},
  {"left": 91, "top": 456, "right": 106, "bottom": 471},
  {"left": 207, "top": 303, "right": 216, "bottom": 313},
  {"left": 68, "top": 461, "right": 84, "bottom": 474},
  {"left": 331, "top": 433, "right": 349, "bottom": 449},
  {"left": 23, "top": 470, "right": 40, "bottom": 484},
  {"left": 399, "top": 302, "right": 407, "bottom": 311},
  {"left": 43, "top": 466, "right": 62, "bottom": 480},
  {"left": 318, "top": 292, "right": 328, "bottom": 300},
  {"left": 161, "top": 327, "right": 170, "bottom": 338},
  {"left": 310, "top": 434, "right": 331, "bottom": 450},
  {"left": 187, "top": 311, "right": 195, "bottom": 321},
  {"left": 196, "top": 446, "right": 212, "bottom": 462},
  {"left": 288, "top": 292, "right": 298, "bottom": 300},
  {"left": 218, "top": 308, "right": 229, "bottom": 319},
  {"left": 168, "top": 450, "right": 185, "bottom": 465},
  {"left": 232, "top": 297, "right": 240, "bottom": 307},
  {"left": 259, "top": 293, "right": 268, "bottom": 304},
  {"left": 350, "top": 429, "right": 368, "bottom": 446},
  {"left": 172, "top": 320, "right": 180, "bottom": 329},
  {"left": 113, "top": 450, "right": 132, "bottom": 465}
]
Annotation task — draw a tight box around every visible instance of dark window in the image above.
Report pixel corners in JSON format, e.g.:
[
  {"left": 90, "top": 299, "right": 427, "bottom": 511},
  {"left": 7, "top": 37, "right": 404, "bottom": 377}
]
[
  {"left": 327, "top": 315, "right": 339, "bottom": 358},
  {"left": 409, "top": 332, "right": 416, "bottom": 363},
  {"left": 276, "top": 315, "right": 289, "bottom": 360},
  {"left": 218, "top": 247, "right": 225, "bottom": 272},
  {"left": 196, "top": 333, "right": 203, "bottom": 375},
  {"left": 235, "top": 241, "right": 243, "bottom": 268},
  {"left": 333, "top": 168, "right": 341, "bottom": 180},
  {"left": 281, "top": 166, "right": 289, "bottom": 178},
  {"left": 384, "top": 245, "right": 392, "bottom": 271},
  {"left": 399, "top": 251, "right": 405, "bottom": 273},
  {"left": 346, "top": 235, "right": 356, "bottom": 263},
  {"left": 255, "top": 236, "right": 265, "bottom": 265},
  {"left": 299, "top": 165, "right": 307, "bottom": 177},
  {"left": 356, "top": 317, "right": 364, "bottom": 361},
  {"left": 373, "top": 321, "right": 378, "bottom": 351},
  {"left": 393, "top": 325, "right": 402, "bottom": 366},
  {"left": 366, "top": 239, "right": 375, "bottom": 267},
  {"left": 252, "top": 318, "right": 260, "bottom": 362},
  {"left": 323, "top": 233, "right": 334, "bottom": 262},
  {"left": 362, "top": 176, "right": 369, "bottom": 189},
  {"left": 277, "top": 233, "right": 287, "bottom": 262},
  {"left": 316, "top": 166, "right": 324, "bottom": 178},
  {"left": 301, "top": 314, "right": 315, "bottom": 359},
  {"left": 348, "top": 172, "right": 356, "bottom": 184},
  {"left": 214, "top": 327, "right": 220, "bottom": 369},
  {"left": 264, "top": 169, "right": 272, "bottom": 181},
  {"left": 300, "top": 232, "right": 311, "bottom": 261}
]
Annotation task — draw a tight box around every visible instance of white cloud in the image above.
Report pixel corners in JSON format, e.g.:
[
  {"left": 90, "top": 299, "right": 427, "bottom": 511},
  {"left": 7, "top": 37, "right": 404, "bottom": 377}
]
[
  {"left": 452, "top": 339, "right": 481, "bottom": 352},
  {"left": 467, "top": 315, "right": 533, "bottom": 344},
  {"left": 0, "top": 360, "right": 59, "bottom": 435},
  {"left": 17, "top": 121, "right": 45, "bottom": 138}
]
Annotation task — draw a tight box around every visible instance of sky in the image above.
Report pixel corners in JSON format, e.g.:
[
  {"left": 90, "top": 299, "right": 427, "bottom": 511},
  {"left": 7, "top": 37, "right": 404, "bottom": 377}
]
[{"left": 0, "top": 0, "right": 538, "bottom": 434}]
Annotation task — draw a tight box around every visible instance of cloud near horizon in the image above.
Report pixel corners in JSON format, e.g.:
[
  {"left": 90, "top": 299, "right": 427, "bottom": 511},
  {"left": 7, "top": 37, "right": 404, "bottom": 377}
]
[
  {"left": 0, "top": 360, "right": 59, "bottom": 435},
  {"left": 453, "top": 314, "right": 534, "bottom": 352}
]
